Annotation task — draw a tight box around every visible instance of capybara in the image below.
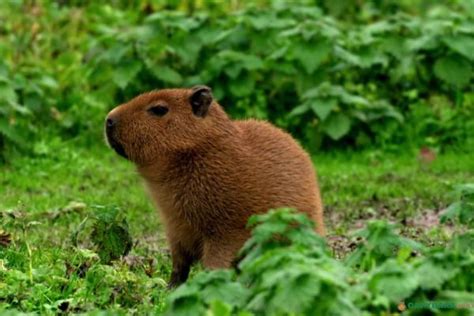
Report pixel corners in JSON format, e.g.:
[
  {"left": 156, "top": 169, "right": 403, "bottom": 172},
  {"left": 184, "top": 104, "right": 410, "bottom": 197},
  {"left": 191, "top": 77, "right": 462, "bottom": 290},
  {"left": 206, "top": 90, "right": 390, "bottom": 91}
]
[{"left": 105, "top": 86, "right": 324, "bottom": 287}]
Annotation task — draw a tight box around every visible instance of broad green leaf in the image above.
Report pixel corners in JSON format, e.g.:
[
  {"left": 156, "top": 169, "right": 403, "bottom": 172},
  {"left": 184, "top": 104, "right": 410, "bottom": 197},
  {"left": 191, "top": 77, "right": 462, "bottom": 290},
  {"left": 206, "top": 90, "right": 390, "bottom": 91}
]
[
  {"left": 443, "top": 34, "right": 474, "bottom": 61},
  {"left": 240, "top": 54, "right": 264, "bottom": 71},
  {"left": 217, "top": 51, "right": 263, "bottom": 71},
  {"left": 288, "top": 103, "right": 310, "bottom": 117},
  {"left": 224, "top": 64, "right": 242, "bottom": 79},
  {"left": 152, "top": 66, "right": 183, "bottom": 85},
  {"left": 0, "top": 118, "right": 28, "bottom": 148},
  {"left": 440, "top": 201, "right": 462, "bottom": 224},
  {"left": 323, "top": 112, "right": 351, "bottom": 140},
  {"left": 0, "top": 81, "right": 18, "bottom": 104},
  {"left": 90, "top": 207, "right": 133, "bottom": 263},
  {"left": 310, "top": 98, "right": 337, "bottom": 120},
  {"left": 196, "top": 28, "right": 231, "bottom": 45},
  {"left": 196, "top": 271, "right": 248, "bottom": 307},
  {"left": 357, "top": 47, "right": 389, "bottom": 68},
  {"left": 381, "top": 36, "right": 406, "bottom": 59},
  {"left": 112, "top": 60, "right": 143, "bottom": 89},
  {"left": 38, "top": 76, "right": 59, "bottom": 89},
  {"left": 416, "top": 261, "right": 459, "bottom": 290},
  {"left": 441, "top": 184, "right": 474, "bottom": 227},
  {"left": 229, "top": 76, "right": 255, "bottom": 97},
  {"left": 391, "top": 55, "right": 417, "bottom": 81},
  {"left": 292, "top": 39, "right": 331, "bottom": 74},
  {"left": 209, "top": 300, "right": 232, "bottom": 316},
  {"left": 173, "top": 37, "right": 202, "bottom": 67},
  {"left": 91, "top": 221, "right": 133, "bottom": 263},
  {"left": 202, "top": 282, "right": 248, "bottom": 307},
  {"left": 369, "top": 261, "right": 419, "bottom": 303},
  {"left": 101, "top": 43, "right": 133, "bottom": 64},
  {"left": 451, "top": 231, "right": 474, "bottom": 253},
  {"left": 248, "top": 15, "right": 295, "bottom": 30},
  {"left": 270, "top": 272, "right": 321, "bottom": 313},
  {"left": 438, "top": 291, "right": 474, "bottom": 306},
  {"left": 334, "top": 46, "right": 361, "bottom": 66},
  {"left": 433, "top": 55, "right": 471, "bottom": 87},
  {"left": 407, "top": 35, "right": 438, "bottom": 52},
  {"left": 268, "top": 46, "right": 289, "bottom": 60},
  {"left": 167, "top": 295, "right": 205, "bottom": 316},
  {"left": 339, "top": 93, "right": 369, "bottom": 106}
]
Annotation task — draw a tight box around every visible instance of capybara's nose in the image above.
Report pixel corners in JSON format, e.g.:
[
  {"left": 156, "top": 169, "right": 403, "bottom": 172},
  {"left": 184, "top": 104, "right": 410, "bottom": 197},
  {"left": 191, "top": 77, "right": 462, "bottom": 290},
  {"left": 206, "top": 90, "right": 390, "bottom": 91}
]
[{"left": 106, "top": 117, "right": 116, "bottom": 129}]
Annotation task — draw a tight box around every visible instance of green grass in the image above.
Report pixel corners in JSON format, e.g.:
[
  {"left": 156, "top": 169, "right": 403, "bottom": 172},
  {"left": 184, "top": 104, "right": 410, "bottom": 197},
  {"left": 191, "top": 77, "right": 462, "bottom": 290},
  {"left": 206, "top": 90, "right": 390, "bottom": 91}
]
[
  {"left": 315, "top": 149, "right": 474, "bottom": 256},
  {"left": 1, "top": 140, "right": 473, "bottom": 314}
]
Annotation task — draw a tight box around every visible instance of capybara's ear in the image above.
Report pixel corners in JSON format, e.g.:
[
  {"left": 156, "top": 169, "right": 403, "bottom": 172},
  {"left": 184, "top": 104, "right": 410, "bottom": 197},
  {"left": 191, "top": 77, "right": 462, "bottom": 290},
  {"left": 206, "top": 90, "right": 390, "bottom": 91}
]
[{"left": 190, "top": 85, "right": 213, "bottom": 117}]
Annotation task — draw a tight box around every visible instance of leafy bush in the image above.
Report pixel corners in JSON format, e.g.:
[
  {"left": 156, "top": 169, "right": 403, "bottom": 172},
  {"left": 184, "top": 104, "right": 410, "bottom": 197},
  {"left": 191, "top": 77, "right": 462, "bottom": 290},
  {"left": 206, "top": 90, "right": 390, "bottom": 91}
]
[
  {"left": 89, "top": 206, "right": 133, "bottom": 264},
  {"left": 0, "top": 1, "right": 473, "bottom": 160},
  {"left": 166, "top": 204, "right": 474, "bottom": 315}
]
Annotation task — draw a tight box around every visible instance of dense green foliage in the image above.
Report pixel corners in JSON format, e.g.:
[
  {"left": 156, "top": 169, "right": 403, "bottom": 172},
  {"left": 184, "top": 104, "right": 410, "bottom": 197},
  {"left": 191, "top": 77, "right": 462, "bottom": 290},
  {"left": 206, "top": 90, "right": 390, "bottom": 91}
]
[
  {"left": 166, "top": 206, "right": 474, "bottom": 315},
  {"left": 0, "top": 0, "right": 473, "bottom": 160}
]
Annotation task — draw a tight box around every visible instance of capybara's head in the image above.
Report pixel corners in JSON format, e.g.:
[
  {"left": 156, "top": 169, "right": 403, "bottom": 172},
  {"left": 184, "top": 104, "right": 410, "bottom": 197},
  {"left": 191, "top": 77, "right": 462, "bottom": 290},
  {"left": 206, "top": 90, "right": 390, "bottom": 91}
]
[{"left": 105, "top": 86, "right": 228, "bottom": 165}]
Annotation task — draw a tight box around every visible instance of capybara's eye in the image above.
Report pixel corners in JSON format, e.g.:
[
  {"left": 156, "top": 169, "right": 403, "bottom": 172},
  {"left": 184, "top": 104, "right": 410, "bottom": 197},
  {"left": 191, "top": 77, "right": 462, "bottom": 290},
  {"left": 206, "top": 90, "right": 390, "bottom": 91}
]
[{"left": 148, "top": 105, "right": 169, "bottom": 117}]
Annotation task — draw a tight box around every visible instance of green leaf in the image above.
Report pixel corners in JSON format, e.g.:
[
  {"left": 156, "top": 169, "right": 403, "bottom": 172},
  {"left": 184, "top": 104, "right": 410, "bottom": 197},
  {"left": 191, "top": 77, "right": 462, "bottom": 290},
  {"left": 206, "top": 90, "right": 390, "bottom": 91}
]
[
  {"left": 248, "top": 15, "right": 295, "bottom": 30},
  {"left": 0, "top": 118, "right": 28, "bottom": 148},
  {"left": 440, "top": 201, "right": 462, "bottom": 224},
  {"left": 310, "top": 98, "right": 337, "bottom": 121},
  {"left": 292, "top": 39, "right": 331, "bottom": 74},
  {"left": 416, "top": 261, "right": 459, "bottom": 290},
  {"left": 217, "top": 51, "right": 263, "bottom": 71},
  {"left": 240, "top": 55, "right": 264, "bottom": 71},
  {"left": 167, "top": 295, "right": 205, "bottom": 316},
  {"left": 368, "top": 260, "right": 419, "bottom": 303},
  {"left": 381, "top": 36, "right": 406, "bottom": 59},
  {"left": 441, "top": 184, "right": 474, "bottom": 227},
  {"left": 200, "top": 277, "right": 248, "bottom": 306},
  {"left": 229, "top": 76, "right": 255, "bottom": 97},
  {"left": 224, "top": 63, "right": 243, "bottom": 79},
  {"left": 112, "top": 60, "right": 143, "bottom": 89},
  {"left": 209, "top": 300, "right": 232, "bottom": 316},
  {"left": 0, "top": 81, "right": 18, "bottom": 105},
  {"left": 334, "top": 46, "right": 361, "bottom": 66},
  {"left": 433, "top": 56, "right": 471, "bottom": 88},
  {"left": 38, "top": 76, "right": 59, "bottom": 89},
  {"left": 288, "top": 103, "right": 310, "bottom": 117},
  {"left": 407, "top": 35, "right": 438, "bottom": 52},
  {"left": 438, "top": 290, "right": 474, "bottom": 306},
  {"left": 173, "top": 37, "right": 203, "bottom": 68},
  {"left": 152, "top": 66, "right": 183, "bottom": 85},
  {"left": 451, "top": 231, "right": 474, "bottom": 253},
  {"left": 323, "top": 112, "right": 351, "bottom": 140},
  {"left": 91, "top": 222, "right": 133, "bottom": 263},
  {"left": 270, "top": 272, "right": 321, "bottom": 313},
  {"left": 357, "top": 46, "right": 389, "bottom": 68},
  {"left": 90, "top": 207, "right": 133, "bottom": 263},
  {"left": 268, "top": 46, "right": 289, "bottom": 60},
  {"left": 443, "top": 34, "right": 474, "bottom": 61}
]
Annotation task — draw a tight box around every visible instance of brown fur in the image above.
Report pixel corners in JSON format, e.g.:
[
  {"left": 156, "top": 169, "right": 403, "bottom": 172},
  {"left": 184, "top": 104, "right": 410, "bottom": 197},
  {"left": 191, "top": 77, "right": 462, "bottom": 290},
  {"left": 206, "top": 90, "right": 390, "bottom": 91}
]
[{"left": 106, "top": 87, "right": 324, "bottom": 286}]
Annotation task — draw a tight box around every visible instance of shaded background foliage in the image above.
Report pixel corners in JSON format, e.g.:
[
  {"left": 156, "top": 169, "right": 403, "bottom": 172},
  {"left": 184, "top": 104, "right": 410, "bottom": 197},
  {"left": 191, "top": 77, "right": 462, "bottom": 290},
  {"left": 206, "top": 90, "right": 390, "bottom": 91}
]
[{"left": 0, "top": 0, "right": 473, "bottom": 161}]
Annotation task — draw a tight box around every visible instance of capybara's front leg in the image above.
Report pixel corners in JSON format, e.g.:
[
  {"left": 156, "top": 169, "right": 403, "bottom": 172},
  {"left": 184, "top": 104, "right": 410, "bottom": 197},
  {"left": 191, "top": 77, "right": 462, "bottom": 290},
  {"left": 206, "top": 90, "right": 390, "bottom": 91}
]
[
  {"left": 165, "top": 220, "right": 203, "bottom": 288},
  {"left": 168, "top": 239, "right": 202, "bottom": 288},
  {"left": 168, "top": 243, "right": 193, "bottom": 288}
]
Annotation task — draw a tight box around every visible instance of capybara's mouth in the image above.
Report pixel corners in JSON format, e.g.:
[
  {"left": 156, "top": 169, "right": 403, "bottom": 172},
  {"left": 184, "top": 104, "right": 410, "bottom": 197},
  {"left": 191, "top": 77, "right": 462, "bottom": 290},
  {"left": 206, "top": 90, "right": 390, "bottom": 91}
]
[
  {"left": 105, "top": 130, "right": 128, "bottom": 159},
  {"left": 109, "top": 138, "right": 128, "bottom": 159}
]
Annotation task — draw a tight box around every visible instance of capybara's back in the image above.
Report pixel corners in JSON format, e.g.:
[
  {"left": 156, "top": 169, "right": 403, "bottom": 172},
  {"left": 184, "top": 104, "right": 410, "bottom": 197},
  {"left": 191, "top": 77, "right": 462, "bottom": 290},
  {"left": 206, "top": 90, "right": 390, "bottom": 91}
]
[{"left": 235, "top": 120, "right": 324, "bottom": 232}]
